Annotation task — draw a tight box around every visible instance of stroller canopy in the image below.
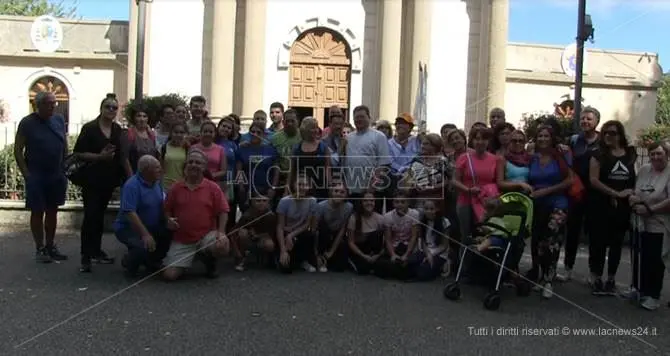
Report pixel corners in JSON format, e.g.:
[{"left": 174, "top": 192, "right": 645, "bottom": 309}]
[{"left": 497, "top": 192, "right": 534, "bottom": 238}]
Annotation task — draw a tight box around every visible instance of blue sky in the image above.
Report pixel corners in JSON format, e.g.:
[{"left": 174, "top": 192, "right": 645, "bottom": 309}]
[{"left": 70, "top": 0, "right": 669, "bottom": 70}]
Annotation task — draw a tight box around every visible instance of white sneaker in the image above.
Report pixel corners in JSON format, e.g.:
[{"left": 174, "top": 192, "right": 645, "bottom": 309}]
[
  {"left": 301, "top": 262, "right": 316, "bottom": 273},
  {"left": 542, "top": 283, "right": 553, "bottom": 299},
  {"left": 318, "top": 266, "right": 328, "bottom": 273},
  {"left": 620, "top": 287, "right": 639, "bottom": 302},
  {"left": 234, "top": 261, "right": 245, "bottom": 272},
  {"left": 641, "top": 297, "right": 660, "bottom": 311},
  {"left": 556, "top": 268, "right": 572, "bottom": 282}
]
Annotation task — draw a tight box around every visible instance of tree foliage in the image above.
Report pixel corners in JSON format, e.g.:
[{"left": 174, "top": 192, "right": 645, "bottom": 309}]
[
  {"left": 0, "top": 0, "right": 78, "bottom": 18},
  {"left": 124, "top": 93, "right": 189, "bottom": 128},
  {"left": 656, "top": 74, "right": 670, "bottom": 125}
]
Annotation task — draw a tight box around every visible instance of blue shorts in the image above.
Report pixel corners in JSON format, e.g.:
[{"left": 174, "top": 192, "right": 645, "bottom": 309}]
[{"left": 25, "top": 174, "right": 67, "bottom": 211}]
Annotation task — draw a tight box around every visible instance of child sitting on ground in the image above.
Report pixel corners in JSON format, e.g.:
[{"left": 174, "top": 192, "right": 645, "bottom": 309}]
[
  {"left": 232, "top": 191, "right": 277, "bottom": 271},
  {"left": 474, "top": 198, "right": 508, "bottom": 252}
]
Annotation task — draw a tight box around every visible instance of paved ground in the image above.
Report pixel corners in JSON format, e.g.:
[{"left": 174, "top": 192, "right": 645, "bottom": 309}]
[{"left": 0, "top": 231, "right": 669, "bottom": 355}]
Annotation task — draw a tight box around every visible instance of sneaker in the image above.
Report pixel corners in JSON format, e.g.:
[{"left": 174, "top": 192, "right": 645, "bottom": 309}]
[
  {"left": 301, "top": 262, "right": 316, "bottom": 273},
  {"left": 46, "top": 245, "right": 68, "bottom": 261},
  {"left": 641, "top": 297, "right": 660, "bottom": 311},
  {"left": 79, "top": 256, "right": 92, "bottom": 273},
  {"left": 542, "top": 282, "right": 553, "bottom": 299},
  {"left": 92, "top": 250, "right": 115, "bottom": 264},
  {"left": 586, "top": 275, "right": 593, "bottom": 286},
  {"left": 35, "top": 247, "right": 52, "bottom": 263},
  {"left": 603, "top": 279, "right": 617, "bottom": 296},
  {"left": 234, "top": 262, "right": 245, "bottom": 272},
  {"left": 318, "top": 265, "right": 328, "bottom": 273},
  {"left": 619, "top": 287, "right": 640, "bottom": 302},
  {"left": 592, "top": 278, "right": 605, "bottom": 296},
  {"left": 556, "top": 268, "right": 572, "bottom": 282}
]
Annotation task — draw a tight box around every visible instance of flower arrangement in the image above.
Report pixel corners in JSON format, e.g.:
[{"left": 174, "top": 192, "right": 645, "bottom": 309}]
[
  {"left": 637, "top": 124, "right": 670, "bottom": 148},
  {"left": 521, "top": 99, "right": 580, "bottom": 142}
]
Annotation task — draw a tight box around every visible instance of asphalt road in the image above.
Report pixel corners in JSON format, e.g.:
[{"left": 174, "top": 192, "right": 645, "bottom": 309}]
[{"left": 0, "top": 231, "right": 668, "bottom": 356}]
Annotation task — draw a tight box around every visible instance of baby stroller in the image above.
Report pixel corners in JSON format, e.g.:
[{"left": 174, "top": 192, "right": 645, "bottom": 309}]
[{"left": 443, "top": 192, "right": 533, "bottom": 310}]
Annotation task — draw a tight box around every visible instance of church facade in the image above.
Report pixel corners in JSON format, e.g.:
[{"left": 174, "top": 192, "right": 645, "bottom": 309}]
[
  {"left": 0, "top": 0, "right": 663, "bottom": 146},
  {"left": 134, "top": 0, "right": 506, "bottom": 133}
]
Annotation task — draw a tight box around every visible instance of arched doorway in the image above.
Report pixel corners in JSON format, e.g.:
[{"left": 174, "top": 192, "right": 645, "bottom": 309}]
[
  {"left": 29, "top": 76, "right": 70, "bottom": 129},
  {"left": 288, "top": 28, "right": 351, "bottom": 127}
]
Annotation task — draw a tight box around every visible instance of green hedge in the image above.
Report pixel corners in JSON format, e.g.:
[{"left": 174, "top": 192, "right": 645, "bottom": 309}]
[{"left": 0, "top": 136, "right": 82, "bottom": 201}]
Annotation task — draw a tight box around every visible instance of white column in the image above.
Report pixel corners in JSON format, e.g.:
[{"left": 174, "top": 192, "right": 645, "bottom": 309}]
[
  {"left": 486, "top": 0, "right": 509, "bottom": 113},
  {"left": 378, "top": 0, "right": 403, "bottom": 121},
  {"left": 241, "top": 0, "right": 267, "bottom": 118},
  {"left": 209, "top": 0, "right": 237, "bottom": 117},
  {"left": 126, "top": 0, "right": 138, "bottom": 100}
]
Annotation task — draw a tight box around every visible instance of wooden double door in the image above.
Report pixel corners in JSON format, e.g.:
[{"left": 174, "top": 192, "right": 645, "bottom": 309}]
[{"left": 288, "top": 29, "right": 351, "bottom": 127}]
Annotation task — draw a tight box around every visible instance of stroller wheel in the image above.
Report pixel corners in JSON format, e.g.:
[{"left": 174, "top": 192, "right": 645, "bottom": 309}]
[
  {"left": 516, "top": 281, "right": 531, "bottom": 297},
  {"left": 484, "top": 292, "right": 501, "bottom": 310},
  {"left": 443, "top": 283, "right": 461, "bottom": 301}
]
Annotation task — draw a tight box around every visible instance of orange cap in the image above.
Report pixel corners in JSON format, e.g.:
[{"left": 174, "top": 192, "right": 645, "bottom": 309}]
[{"left": 396, "top": 113, "right": 414, "bottom": 125}]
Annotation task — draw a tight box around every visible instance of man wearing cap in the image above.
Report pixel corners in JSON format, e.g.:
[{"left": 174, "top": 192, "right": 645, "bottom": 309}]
[{"left": 385, "top": 113, "right": 422, "bottom": 207}]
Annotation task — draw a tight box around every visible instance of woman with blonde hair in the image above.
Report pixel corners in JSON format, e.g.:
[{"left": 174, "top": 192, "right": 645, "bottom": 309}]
[{"left": 289, "top": 117, "right": 331, "bottom": 200}]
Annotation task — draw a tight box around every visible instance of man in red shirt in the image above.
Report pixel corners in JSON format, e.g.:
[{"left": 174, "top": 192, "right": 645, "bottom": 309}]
[{"left": 163, "top": 149, "right": 230, "bottom": 280}]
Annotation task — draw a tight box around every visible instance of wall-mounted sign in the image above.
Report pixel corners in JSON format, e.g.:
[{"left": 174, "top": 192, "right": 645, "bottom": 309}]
[
  {"left": 30, "top": 15, "right": 63, "bottom": 53},
  {"left": 561, "top": 43, "right": 588, "bottom": 78}
]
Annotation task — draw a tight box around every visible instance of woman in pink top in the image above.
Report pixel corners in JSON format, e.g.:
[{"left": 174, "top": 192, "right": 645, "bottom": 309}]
[
  {"left": 452, "top": 127, "right": 499, "bottom": 239},
  {"left": 193, "top": 121, "right": 227, "bottom": 186}
]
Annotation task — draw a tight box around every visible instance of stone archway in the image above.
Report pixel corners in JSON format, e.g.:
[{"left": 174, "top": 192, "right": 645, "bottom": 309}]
[
  {"left": 288, "top": 28, "right": 352, "bottom": 127},
  {"left": 29, "top": 75, "right": 70, "bottom": 128}
]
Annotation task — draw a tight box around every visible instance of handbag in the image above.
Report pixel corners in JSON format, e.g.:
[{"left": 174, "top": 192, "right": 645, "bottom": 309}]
[
  {"left": 558, "top": 151, "right": 585, "bottom": 202},
  {"left": 63, "top": 153, "right": 89, "bottom": 187},
  {"left": 568, "top": 172, "right": 585, "bottom": 202}
]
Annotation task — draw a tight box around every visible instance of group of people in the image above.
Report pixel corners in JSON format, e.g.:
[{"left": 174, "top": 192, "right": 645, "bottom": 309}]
[{"left": 14, "top": 91, "right": 670, "bottom": 311}]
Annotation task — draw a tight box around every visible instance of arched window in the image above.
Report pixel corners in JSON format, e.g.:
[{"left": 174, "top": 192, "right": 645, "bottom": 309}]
[{"left": 29, "top": 76, "right": 70, "bottom": 130}]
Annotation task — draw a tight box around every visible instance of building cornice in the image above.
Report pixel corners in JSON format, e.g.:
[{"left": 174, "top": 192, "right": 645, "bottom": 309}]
[{"left": 506, "top": 69, "right": 661, "bottom": 89}]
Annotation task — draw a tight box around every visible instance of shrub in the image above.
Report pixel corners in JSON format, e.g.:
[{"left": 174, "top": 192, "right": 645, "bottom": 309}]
[
  {"left": 521, "top": 111, "right": 578, "bottom": 143},
  {"left": 123, "top": 93, "right": 189, "bottom": 128}
]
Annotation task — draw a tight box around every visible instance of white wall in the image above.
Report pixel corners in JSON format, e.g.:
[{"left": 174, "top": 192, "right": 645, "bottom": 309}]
[
  {"left": 505, "top": 81, "right": 657, "bottom": 141},
  {"left": 0, "top": 63, "right": 118, "bottom": 145},
  {"left": 426, "top": 0, "right": 470, "bottom": 133},
  {"left": 263, "top": 0, "right": 366, "bottom": 118},
  {"left": 145, "top": 0, "right": 204, "bottom": 97}
]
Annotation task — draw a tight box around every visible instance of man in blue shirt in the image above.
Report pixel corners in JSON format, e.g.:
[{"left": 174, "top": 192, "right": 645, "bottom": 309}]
[
  {"left": 114, "top": 155, "right": 170, "bottom": 277},
  {"left": 14, "top": 92, "right": 68, "bottom": 263},
  {"left": 240, "top": 110, "right": 273, "bottom": 144},
  {"left": 386, "top": 113, "right": 422, "bottom": 209}
]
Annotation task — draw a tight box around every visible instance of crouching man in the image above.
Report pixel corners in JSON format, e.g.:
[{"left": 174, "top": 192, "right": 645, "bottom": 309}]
[
  {"left": 114, "top": 155, "right": 171, "bottom": 277},
  {"left": 163, "top": 149, "right": 230, "bottom": 280}
]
